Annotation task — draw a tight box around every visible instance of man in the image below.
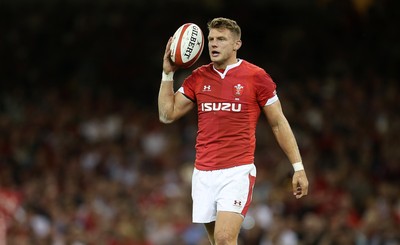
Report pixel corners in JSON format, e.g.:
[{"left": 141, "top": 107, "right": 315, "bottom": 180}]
[{"left": 158, "top": 17, "right": 309, "bottom": 245}]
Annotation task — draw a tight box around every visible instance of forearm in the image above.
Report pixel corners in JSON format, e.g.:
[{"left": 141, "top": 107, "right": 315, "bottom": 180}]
[
  {"left": 158, "top": 80, "right": 176, "bottom": 124},
  {"left": 271, "top": 118, "right": 302, "bottom": 165}
]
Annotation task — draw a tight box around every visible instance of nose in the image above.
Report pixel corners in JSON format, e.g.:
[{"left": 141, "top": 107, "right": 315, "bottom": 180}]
[{"left": 209, "top": 40, "right": 217, "bottom": 48}]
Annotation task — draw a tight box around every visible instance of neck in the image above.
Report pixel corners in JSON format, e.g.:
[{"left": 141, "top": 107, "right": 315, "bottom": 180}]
[{"left": 213, "top": 57, "right": 239, "bottom": 70}]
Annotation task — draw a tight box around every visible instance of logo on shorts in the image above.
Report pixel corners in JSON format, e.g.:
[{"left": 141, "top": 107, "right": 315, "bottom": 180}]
[{"left": 233, "top": 200, "right": 242, "bottom": 207}]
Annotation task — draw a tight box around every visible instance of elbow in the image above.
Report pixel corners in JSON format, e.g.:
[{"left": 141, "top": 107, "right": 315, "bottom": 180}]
[
  {"left": 158, "top": 110, "right": 173, "bottom": 124},
  {"left": 159, "top": 115, "right": 174, "bottom": 124}
]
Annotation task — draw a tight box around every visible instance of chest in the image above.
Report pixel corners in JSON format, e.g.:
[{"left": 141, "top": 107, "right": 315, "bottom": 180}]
[{"left": 195, "top": 75, "right": 255, "bottom": 104}]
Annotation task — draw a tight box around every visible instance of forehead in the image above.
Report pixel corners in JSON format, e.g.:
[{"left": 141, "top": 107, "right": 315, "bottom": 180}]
[{"left": 208, "top": 28, "right": 232, "bottom": 38}]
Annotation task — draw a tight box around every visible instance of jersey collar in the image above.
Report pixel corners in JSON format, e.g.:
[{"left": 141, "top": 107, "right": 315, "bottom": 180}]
[{"left": 213, "top": 59, "right": 243, "bottom": 79}]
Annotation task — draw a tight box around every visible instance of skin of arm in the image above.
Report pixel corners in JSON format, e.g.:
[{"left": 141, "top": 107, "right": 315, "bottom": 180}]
[
  {"left": 158, "top": 83, "right": 194, "bottom": 124},
  {"left": 263, "top": 100, "right": 309, "bottom": 199}
]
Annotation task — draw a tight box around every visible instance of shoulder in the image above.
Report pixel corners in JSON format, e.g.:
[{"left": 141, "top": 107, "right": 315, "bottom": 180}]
[
  {"left": 181, "top": 63, "right": 212, "bottom": 90},
  {"left": 239, "top": 59, "right": 273, "bottom": 81},
  {"left": 240, "top": 59, "right": 265, "bottom": 72},
  {"left": 182, "top": 63, "right": 212, "bottom": 85},
  {"left": 191, "top": 63, "right": 213, "bottom": 76}
]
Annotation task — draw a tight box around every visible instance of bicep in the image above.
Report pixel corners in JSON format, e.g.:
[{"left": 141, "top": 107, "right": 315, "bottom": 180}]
[
  {"left": 263, "top": 100, "right": 286, "bottom": 127},
  {"left": 172, "top": 91, "right": 195, "bottom": 119}
]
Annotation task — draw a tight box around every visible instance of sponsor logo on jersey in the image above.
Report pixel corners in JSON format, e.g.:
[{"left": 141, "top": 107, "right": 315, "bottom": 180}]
[
  {"left": 233, "top": 84, "right": 244, "bottom": 97},
  {"left": 200, "top": 102, "right": 242, "bottom": 112}
]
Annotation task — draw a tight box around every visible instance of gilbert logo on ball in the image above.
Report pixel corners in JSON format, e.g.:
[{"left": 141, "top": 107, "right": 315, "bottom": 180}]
[{"left": 170, "top": 23, "right": 204, "bottom": 68}]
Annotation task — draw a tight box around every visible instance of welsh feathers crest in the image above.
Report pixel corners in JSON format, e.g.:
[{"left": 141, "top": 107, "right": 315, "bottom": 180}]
[{"left": 233, "top": 84, "right": 244, "bottom": 97}]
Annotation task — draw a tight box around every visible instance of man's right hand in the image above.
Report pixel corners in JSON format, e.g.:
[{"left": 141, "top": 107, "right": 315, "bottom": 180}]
[{"left": 163, "top": 37, "right": 178, "bottom": 74}]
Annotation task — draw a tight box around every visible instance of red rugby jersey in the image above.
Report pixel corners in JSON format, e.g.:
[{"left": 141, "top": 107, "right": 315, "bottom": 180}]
[{"left": 178, "top": 59, "right": 277, "bottom": 170}]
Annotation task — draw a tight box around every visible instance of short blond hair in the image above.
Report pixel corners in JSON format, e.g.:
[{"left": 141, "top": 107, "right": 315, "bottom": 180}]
[{"left": 207, "top": 17, "right": 241, "bottom": 39}]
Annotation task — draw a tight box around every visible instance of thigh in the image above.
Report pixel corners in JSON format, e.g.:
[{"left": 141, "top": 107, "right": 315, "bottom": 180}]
[
  {"left": 204, "top": 221, "right": 216, "bottom": 244},
  {"left": 214, "top": 211, "right": 244, "bottom": 243}
]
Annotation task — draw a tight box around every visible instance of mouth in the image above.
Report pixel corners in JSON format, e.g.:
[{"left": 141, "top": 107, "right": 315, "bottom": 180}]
[{"left": 211, "top": 50, "right": 220, "bottom": 57}]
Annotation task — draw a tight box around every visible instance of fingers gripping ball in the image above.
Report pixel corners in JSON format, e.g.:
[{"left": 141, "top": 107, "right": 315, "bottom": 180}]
[{"left": 170, "top": 23, "right": 204, "bottom": 68}]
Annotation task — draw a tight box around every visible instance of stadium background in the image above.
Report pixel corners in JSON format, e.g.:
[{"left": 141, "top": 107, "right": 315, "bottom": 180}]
[{"left": 0, "top": 0, "right": 399, "bottom": 244}]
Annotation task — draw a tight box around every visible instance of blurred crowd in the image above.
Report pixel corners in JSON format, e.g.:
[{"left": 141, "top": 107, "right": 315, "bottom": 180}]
[{"left": 1, "top": 0, "right": 399, "bottom": 244}]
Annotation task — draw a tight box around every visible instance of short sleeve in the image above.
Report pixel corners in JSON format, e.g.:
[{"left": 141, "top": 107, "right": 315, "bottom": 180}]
[
  {"left": 179, "top": 73, "right": 197, "bottom": 102},
  {"left": 255, "top": 70, "right": 277, "bottom": 107}
]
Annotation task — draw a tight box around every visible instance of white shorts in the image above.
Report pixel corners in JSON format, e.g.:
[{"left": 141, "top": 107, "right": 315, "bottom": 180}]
[{"left": 191, "top": 164, "right": 257, "bottom": 223}]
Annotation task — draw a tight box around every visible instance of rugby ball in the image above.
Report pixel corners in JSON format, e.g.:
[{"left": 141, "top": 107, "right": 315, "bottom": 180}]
[{"left": 170, "top": 23, "right": 204, "bottom": 68}]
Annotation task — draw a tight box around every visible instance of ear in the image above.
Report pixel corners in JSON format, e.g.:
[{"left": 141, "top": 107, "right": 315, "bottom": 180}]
[{"left": 233, "top": 39, "right": 242, "bottom": 51}]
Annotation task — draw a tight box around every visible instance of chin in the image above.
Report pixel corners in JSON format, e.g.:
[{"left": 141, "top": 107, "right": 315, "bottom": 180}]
[{"left": 210, "top": 56, "right": 221, "bottom": 63}]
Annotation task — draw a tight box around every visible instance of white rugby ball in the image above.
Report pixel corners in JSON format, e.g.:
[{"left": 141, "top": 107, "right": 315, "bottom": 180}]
[{"left": 170, "top": 23, "right": 204, "bottom": 68}]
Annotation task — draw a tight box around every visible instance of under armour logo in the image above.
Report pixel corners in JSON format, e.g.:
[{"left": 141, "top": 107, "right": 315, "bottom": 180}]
[
  {"left": 203, "top": 85, "right": 211, "bottom": 91},
  {"left": 233, "top": 200, "right": 242, "bottom": 206}
]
